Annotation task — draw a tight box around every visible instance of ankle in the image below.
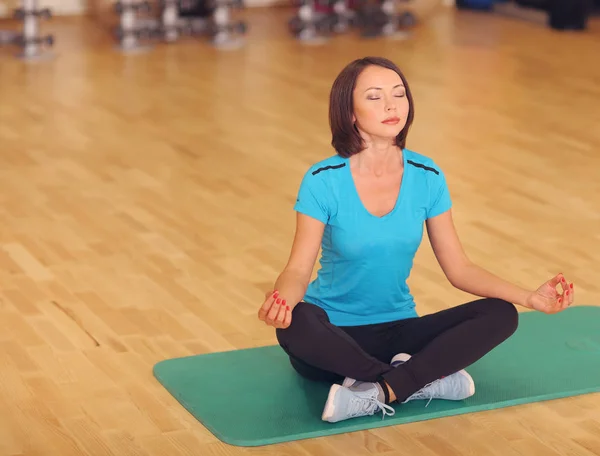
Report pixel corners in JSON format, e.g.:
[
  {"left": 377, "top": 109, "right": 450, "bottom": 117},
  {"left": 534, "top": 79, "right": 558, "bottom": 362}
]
[
  {"left": 385, "top": 381, "right": 397, "bottom": 403},
  {"left": 376, "top": 380, "right": 397, "bottom": 403}
]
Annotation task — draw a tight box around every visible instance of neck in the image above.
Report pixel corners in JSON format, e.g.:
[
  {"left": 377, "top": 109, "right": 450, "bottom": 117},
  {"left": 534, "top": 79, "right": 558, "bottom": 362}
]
[{"left": 353, "top": 137, "right": 403, "bottom": 177}]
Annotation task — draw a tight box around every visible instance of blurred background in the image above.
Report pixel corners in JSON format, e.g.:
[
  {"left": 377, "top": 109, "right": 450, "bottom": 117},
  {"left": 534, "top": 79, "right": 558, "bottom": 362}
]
[{"left": 0, "top": 0, "right": 599, "bottom": 454}]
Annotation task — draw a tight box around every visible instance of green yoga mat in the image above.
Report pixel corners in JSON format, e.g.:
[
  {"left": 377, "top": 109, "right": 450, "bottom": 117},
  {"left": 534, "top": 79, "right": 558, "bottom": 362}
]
[{"left": 153, "top": 305, "right": 600, "bottom": 447}]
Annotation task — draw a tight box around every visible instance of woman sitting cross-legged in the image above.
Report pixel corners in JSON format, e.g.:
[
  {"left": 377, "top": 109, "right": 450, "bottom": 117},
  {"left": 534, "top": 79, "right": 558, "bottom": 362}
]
[{"left": 257, "top": 56, "right": 575, "bottom": 424}]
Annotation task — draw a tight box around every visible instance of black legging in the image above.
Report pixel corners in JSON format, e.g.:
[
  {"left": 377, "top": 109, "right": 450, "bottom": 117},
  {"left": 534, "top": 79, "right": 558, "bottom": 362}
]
[{"left": 276, "top": 298, "right": 519, "bottom": 403}]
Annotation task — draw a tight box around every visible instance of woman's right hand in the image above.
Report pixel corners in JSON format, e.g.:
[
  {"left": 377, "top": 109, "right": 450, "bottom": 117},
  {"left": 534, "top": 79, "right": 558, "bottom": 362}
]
[{"left": 258, "top": 290, "right": 292, "bottom": 329}]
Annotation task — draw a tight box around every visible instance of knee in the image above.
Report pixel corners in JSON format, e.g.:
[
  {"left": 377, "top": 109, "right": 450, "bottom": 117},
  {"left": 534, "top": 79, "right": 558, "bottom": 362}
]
[
  {"left": 276, "top": 302, "right": 327, "bottom": 347},
  {"left": 486, "top": 298, "right": 519, "bottom": 337}
]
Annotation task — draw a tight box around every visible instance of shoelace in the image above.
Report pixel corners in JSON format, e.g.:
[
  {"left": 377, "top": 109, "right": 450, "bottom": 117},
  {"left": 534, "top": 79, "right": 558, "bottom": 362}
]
[
  {"left": 347, "top": 394, "right": 396, "bottom": 420},
  {"left": 403, "top": 379, "right": 444, "bottom": 407}
]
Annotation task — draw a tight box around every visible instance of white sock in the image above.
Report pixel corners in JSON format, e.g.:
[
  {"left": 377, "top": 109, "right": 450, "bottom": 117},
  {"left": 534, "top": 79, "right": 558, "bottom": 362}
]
[{"left": 348, "top": 381, "right": 388, "bottom": 403}]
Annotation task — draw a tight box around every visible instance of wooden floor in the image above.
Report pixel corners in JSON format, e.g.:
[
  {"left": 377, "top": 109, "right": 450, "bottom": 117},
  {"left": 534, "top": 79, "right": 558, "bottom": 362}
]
[{"left": 1, "top": 5, "right": 600, "bottom": 456}]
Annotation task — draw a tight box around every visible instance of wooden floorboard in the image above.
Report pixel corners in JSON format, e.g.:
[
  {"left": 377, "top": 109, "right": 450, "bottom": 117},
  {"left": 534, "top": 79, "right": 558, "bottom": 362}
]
[{"left": 1, "top": 5, "right": 600, "bottom": 455}]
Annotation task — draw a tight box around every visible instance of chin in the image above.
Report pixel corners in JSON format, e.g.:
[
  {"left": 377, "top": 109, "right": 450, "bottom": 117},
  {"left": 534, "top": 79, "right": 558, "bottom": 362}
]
[
  {"left": 375, "top": 125, "right": 403, "bottom": 139},
  {"left": 360, "top": 123, "right": 405, "bottom": 142}
]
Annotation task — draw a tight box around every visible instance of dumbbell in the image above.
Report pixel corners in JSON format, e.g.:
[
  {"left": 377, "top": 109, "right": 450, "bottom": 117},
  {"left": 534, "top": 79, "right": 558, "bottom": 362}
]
[
  {"left": 208, "top": 0, "right": 244, "bottom": 8},
  {"left": 13, "top": 7, "right": 52, "bottom": 19},
  {"left": 316, "top": 13, "right": 337, "bottom": 32},
  {"left": 235, "top": 21, "right": 247, "bottom": 33},
  {"left": 13, "top": 34, "right": 54, "bottom": 46},
  {"left": 114, "top": 1, "right": 152, "bottom": 14},
  {"left": 288, "top": 15, "right": 304, "bottom": 34},
  {"left": 159, "top": 22, "right": 196, "bottom": 36},
  {"left": 114, "top": 24, "right": 156, "bottom": 40},
  {"left": 397, "top": 10, "right": 415, "bottom": 27},
  {"left": 210, "top": 20, "right": 247, "bottom": 34}
]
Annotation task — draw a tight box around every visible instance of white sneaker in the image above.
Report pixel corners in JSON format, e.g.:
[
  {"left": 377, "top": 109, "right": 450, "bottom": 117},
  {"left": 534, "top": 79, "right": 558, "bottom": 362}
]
[
  {"left": 322, "top": 382, "right": 395, "bottom": 423},
  {"left": 403, "top": 370, "right": 475, "bottom": 406},
  {"left": 342, "top": 353, "right": 475, "bottom": 407}
]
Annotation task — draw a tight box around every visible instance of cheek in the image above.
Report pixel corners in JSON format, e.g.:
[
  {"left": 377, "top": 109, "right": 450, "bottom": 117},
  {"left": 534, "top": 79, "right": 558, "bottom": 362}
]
[
  {"left": 354, "top": 102, "right": 379, "bottom": 124},
  {"left": 399, "top": 98, "right": 410, "bottom": 116}
]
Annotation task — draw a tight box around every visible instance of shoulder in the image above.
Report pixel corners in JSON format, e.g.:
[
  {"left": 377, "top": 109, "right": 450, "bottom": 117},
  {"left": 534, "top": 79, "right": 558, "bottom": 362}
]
[
  {"left": 404, "top": 149, "right": 444, "bottom": 176},
  {"left": 298, "top": 154, "right": 347, "bottom": 189},
  {"left": 305, "top": 154, "right": 347, "bottom": 177},
  {"left": 295, "top": 155, "right": 345, "bottom": 219}
]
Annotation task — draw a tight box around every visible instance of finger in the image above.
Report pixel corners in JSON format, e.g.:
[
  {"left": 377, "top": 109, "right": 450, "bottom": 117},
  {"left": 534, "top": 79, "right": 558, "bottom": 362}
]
[
  {"left": 555, "top": 291, "right": 569, "bottom": 312},
  {"left": 282, "top": 305, "right": 292, "bottom": 329},
  {"left": 559, "top": 275, "right": 569, "bottom": 294},
  {"left": 559, "top": 276, "right": 572, "bottom": 310},
  {"left": 568, "top": 282, "right": 575, "bottom": 305},
  {"left": 273, "top": 303, "right": 289, "bottom": 329},
  {"left": 563, "top": 284, "right": 573, "bottom": 308},
  {"left": 258, "top": 291, "right": 278, "bottom": 321},
  {"left": 258, "top": 296, "right": 275, "bottom": 321},
  {"left": 274, "top": 299, "right": 288, "bottom": 327},
  {"left": 547, "top": 273, "right": 563, "bottom": 289},
  {"left": 266, "top": 296, "right": 284, "bottom": 324},
  {"left": 550, "top": 297, "right": 561, "bottom": 314},
  {"left": 555, "top": 295, "right": 564, "bottom": 312}
]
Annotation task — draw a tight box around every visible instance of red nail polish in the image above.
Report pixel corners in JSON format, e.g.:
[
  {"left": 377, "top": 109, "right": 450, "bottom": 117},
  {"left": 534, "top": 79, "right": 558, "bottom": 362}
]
[
  {"left": 566, "top": 291, "right": 569, "bottom": 296},
  {"left": 286, "top": 306, "right": 290, "bottom": 311},
  {"left": 558, "top": 298, "right": 562, "bottom": 303},
  {"left": 570, "top": 283, "right": 573, "bottom": 289},
  {"left": 276, "top": 298, "right": 281, "bottom": 304},
  {"left": 282, "top": 299, "right": 287, "bottom": 305}
]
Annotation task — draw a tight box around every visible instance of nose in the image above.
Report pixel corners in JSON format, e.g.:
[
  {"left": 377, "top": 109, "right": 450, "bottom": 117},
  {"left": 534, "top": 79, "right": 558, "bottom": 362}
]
[{"left": 385, "top": 97, "right": 396, "bottom": 111}]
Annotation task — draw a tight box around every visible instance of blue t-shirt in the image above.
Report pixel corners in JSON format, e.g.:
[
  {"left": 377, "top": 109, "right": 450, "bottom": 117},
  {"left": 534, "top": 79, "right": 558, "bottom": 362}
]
[{"left": 293, "top": 149, "right": 452, "bottom": 327}]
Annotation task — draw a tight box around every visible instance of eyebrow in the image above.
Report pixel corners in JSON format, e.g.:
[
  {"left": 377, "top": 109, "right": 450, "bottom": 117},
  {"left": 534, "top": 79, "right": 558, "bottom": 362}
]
[{"left": 364, "top": 84, "right": 404, "bottom": 92}]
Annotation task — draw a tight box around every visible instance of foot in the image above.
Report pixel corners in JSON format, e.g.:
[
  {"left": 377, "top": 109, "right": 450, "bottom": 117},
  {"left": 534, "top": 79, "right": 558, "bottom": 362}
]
[
  {"left": 341, "top": 352, "right": 411, "bottom": 388},
  {"left": 403, "top": 370, "right": 475, "bottom": 406},
  {"left": 321, "top": 382, "right": 395, "bottom": 423}
]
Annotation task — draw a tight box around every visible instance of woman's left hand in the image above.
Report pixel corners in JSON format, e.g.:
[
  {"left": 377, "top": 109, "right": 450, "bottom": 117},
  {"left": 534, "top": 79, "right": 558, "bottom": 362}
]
[{"left": 525, "top": 273, "right": 574, "bottom": 314}]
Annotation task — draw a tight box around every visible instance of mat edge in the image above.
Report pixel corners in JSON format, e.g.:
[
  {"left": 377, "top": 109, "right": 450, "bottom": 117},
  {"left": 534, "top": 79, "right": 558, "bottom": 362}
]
[{"left": 218, "top": 387, "right": 600, "bottom": 447}]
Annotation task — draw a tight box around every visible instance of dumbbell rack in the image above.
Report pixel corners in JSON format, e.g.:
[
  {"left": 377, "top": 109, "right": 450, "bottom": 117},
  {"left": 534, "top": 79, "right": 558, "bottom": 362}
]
[
  {"left": 288, "top": 0, "right": 338, "bottom": 44},
  {"left": 206, "top": 0, "right": 247, "bottom": 48},
  {"left": 288, "top": 0, "right": 415, "bottom": 42},
  {"left": 112, "top": 0, "right": 248, "bottom": 51},
  {"left": 355, "top": 0, "right": 415, "bottom": 38},
  {"left": 114, "top": 0, "right": 155, "bottom": 52},
  {"left": 0, "top": 0, "right": 55, "bottom": 60}
]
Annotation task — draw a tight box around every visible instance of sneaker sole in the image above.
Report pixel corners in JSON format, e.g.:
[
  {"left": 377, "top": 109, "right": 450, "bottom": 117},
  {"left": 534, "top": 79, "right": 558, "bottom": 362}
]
[
  {"left": 391, "top": 353, "right": 411, "bottom": 367},
  {"left": 459, "top": 370, "right": 476, "bottom": 397},
  {"left": 321, "top": 384, "right": 342, "bottom": 421}
]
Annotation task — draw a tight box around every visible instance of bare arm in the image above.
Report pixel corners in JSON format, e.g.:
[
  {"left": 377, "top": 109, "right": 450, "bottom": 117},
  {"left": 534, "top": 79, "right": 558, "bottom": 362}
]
[
  {"left": 258, "top": 212, "right": 325, "bottom": 328},
  {"left": 426, "top": 210, "right": 535, "bottom": 308}
]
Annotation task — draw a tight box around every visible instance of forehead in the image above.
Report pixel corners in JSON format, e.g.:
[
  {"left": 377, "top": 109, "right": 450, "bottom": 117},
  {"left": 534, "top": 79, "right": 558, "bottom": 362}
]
[{"left": 355, "top": 66, "right": 403, "bottom": 88}]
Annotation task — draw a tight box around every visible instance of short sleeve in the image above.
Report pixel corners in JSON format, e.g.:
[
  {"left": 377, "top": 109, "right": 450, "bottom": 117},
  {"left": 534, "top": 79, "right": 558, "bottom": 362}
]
[
  {"left": 427, "top": 166, "right": 452, "bottom": 219},
  {"left": 293, "top": 168, "right": 330, "bottom": 224}
]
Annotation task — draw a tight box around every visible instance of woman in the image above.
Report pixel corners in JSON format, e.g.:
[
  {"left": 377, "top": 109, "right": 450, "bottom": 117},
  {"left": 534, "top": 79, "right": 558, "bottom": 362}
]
[{"left": 257, "top": 56, "right": 574, "bottom": 424}]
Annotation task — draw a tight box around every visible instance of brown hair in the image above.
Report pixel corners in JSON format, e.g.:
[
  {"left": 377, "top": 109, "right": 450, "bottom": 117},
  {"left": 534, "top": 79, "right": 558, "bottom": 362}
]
[{"left": 329, "top": 57, "right": 415, "bottom": 158}]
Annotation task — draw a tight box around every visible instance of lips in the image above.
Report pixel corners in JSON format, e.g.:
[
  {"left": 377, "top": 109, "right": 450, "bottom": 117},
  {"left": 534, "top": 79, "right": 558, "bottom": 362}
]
[{"left": 382, "top": 117, "right": 400, "bottom": 124}]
